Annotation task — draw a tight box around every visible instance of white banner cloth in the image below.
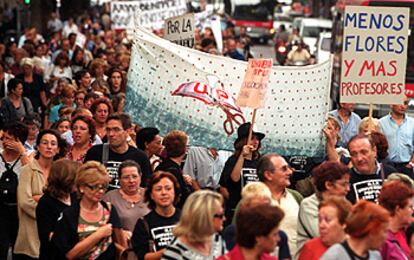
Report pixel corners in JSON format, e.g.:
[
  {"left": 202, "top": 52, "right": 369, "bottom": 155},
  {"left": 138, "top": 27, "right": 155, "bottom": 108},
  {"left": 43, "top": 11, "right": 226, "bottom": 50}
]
[{"left": 126, "top": 27, "right": 331, "bottom": 156}]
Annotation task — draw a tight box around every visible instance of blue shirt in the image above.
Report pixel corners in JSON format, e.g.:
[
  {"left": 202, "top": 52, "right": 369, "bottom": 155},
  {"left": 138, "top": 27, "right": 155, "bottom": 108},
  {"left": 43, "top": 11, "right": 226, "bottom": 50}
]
[
  {"left": 329, "top": 110, "right": 361, "bottom": 148},
  {"left": 48, "top": 103, "right": 76, "bottom": 124},
  {"left": 380, "top": 113, "right": 414, "bottom": 163}
]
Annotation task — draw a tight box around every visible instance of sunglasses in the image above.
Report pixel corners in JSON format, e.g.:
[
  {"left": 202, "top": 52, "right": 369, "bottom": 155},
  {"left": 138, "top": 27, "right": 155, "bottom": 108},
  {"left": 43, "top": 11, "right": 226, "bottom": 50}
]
[
  {"left": 85, "top": 184, "right": 108, "bottom": 192},
  {"left": 214, "top": 213, "right": 225, "bottom": 219}
]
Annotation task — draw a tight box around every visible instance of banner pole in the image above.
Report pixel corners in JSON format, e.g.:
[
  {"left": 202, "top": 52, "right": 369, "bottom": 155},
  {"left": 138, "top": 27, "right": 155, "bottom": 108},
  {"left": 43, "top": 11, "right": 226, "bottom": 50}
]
[
  {"left": 368, "top": 103, "right": 373, "bottom": 134},
  {"left": 247, "top": 109, "right": 257, "bottom": 143}
]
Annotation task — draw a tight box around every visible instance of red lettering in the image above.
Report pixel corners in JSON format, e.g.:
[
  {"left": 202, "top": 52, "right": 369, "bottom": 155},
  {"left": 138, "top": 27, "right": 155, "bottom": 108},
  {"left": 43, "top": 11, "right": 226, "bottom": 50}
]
[
  {"left": 359, "top": 60, "right": 375, "bottom": 77},
  {"left": 388, "top": 60, "right": 397, "bottom": 76},
  {"left": 216, "top": 89, "right": 229, "bottom": 99},
  {"left": 344, "top": 59, "right": 355, "bottom": 77},
  {"left": 376, "top": 62, "right": 386, "bottom": 76},
  {"left": 194, "top": 82, "right": 207, "bottom": 94},
  {"left": 397, "top": 83, "right": 403, "bottom": 94}
]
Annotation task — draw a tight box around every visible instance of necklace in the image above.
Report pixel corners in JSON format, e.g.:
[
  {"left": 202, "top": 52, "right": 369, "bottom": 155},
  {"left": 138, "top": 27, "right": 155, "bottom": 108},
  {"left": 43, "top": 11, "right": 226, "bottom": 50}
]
[
  {"left": 80, "top": 202, "right": 101, "bottom": 213},
  {"left": 119, "top": 189, "right": 143, "bottom": 209}
]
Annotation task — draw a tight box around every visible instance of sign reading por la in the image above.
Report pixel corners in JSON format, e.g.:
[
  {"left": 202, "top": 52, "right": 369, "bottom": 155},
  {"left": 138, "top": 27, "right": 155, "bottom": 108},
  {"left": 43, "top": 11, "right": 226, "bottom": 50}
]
[
  {"left": 164, "top": 13, "right": 195, "bottom": 48},
  {"left": 236, "top": 59, "right": 272, "bottom": 109},
  {"left": 341, "top": 6, "right": 409, "bottom": 104}
]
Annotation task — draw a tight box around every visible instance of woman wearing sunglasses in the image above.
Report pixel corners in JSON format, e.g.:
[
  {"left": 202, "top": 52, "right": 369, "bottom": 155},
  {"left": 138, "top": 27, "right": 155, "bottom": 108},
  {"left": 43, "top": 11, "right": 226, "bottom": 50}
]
[
  {"left": 52, "top": 161, "right": 126, "bottom": 259},
  {"left": 162, "top": 190, "right": 226, "bottom": 259}
]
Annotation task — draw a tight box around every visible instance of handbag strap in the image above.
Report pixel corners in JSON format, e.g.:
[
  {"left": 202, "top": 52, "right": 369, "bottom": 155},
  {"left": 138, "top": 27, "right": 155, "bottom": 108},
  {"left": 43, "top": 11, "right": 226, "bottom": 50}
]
[{"left": 102, "top": 143, "right": 109, "bottom": 165}]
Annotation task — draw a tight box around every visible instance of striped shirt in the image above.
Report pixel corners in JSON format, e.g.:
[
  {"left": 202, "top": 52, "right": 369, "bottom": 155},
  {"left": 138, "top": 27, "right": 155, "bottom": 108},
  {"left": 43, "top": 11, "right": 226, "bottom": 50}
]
[{"left": 162, "top": 234, "right": 226, "bottom": 260}]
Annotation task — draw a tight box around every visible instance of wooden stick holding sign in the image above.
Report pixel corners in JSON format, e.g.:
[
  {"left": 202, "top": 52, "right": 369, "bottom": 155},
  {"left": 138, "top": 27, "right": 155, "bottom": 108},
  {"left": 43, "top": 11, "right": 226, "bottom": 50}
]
[
  {"left": 236, "top": 58, "right": 272, "bottom": 142},
  {"left": 367, "top": 103, "right": 374, "bottom": 134}
]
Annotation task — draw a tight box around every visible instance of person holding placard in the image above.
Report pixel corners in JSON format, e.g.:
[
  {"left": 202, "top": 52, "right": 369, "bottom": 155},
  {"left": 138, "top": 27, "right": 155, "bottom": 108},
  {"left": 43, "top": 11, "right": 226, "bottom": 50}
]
[
  {"left": 329, "top": 103, "right": 361, "bottom": 148},
  {"left": 218, "top": 122, "right": 264, "bottom": 225},
  {"left": 379, "top": 96, "right": 414, "bottom": 177}
]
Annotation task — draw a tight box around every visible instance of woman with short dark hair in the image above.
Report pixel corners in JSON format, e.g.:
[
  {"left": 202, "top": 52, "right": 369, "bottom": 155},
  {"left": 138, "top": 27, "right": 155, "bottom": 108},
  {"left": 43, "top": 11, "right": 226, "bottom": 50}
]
[
  {"left": 217, "top": 204, "right": 284, "bottom": 260},
  {"left": 298, "top": 197, "right": 352, "bottom": 260},
  {"left": 104, "top": 160, "right": 150, "bottom": 240},
  {"left": 379, "top": 180, "right": 414, "bottom": 259},
  {"left": 155, "top": 130, "right": 194, "bottom": 208},
  {"left": 136, "top": 127, "right": 163, "bottom": 171},
  {"left": 14, "top": 129, "right": 65, "bottom": 259},
  {"left": 0, "top": 77, "right": 34, "bottom": 126},
  {"left": 90, "top": 97, "right": 112, "bottom": 140},
  {"left": 65, "top": 115, "right": 95, "bottom": 163},
  {"left": 297, "top": 161, "right": 350, "bottom": 254},
  {"left": 131, "top": 171, "right": 181, "bottom": 260}
]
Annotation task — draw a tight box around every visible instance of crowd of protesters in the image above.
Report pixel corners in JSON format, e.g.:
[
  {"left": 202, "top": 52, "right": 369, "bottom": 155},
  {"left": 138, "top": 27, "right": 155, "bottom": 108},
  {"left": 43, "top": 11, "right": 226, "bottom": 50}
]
[{"left": 1, "top": 3, "right": 414, "bottom": 260}]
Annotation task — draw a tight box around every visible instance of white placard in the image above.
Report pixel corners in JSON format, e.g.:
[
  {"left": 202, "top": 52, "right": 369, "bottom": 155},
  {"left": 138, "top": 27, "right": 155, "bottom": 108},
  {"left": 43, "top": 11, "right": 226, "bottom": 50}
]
[
  {"left": 110, "top": 0, "right": 187, "bottom": 30},
  {"left": 341, "top": 6, "right": 409, "bottom": 104},
  {"left": 164, "top": 13, "right": 195, "bottom": 48}
]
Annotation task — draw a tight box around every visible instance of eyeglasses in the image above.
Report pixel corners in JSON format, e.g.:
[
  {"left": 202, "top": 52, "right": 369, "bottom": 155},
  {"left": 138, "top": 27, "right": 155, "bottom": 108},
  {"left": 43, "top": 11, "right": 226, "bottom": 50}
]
[
  {"left": 85, "top": 184, "right": 108, "bottom": 192},
  {"left": 120, "top": 175, "right": 140, "bottom": 180},
  {"left": 214, "top": 213, "right": 225, "bottom": 219},
  {"left": 335, "top": 181, "right": 350, "bottom": 188},
  {"left": 272, "top": 165, "right": 293, "bottom": 173},
  {"left": 105, "top": 127, "right": 123, "bottom": 133}
]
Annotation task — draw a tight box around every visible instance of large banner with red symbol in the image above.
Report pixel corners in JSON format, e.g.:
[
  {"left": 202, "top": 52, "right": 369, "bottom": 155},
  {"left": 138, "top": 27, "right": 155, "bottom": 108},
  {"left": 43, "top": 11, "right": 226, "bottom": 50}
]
[{"left": 126, "top": 27, "right": 331, "bottom": 156}]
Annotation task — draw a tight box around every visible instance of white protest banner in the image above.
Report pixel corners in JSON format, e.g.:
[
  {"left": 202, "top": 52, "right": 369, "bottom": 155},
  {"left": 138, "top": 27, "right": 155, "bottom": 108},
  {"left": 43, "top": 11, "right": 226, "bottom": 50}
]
[
  {"left": 110, "top": 0, "right": 187, "bottom": 30},
  {"left": 341, "top": 6, "right": 409, "bottom": 104},
  {"left": 164, "top": 13, "right": 195, "bottom": 48},
  {"left": 236, "top": 59, "right": 272, "bottom": 109},
  {"left": 126, "top": 26, "right": 331, "bottom": 157}
]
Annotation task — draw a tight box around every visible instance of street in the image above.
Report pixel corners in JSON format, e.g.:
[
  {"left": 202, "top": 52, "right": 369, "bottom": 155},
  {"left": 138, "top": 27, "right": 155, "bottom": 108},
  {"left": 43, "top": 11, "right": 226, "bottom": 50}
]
[{"left": 251, "top": 42, "right": 276, "bottom": 61}]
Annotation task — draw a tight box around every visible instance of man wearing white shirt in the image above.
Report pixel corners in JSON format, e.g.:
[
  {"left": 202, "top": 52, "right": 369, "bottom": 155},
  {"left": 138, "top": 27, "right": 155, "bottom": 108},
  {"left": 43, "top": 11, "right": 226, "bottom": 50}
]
[{"left": 62, "top": 17, "right": 79, "bottom": 38}]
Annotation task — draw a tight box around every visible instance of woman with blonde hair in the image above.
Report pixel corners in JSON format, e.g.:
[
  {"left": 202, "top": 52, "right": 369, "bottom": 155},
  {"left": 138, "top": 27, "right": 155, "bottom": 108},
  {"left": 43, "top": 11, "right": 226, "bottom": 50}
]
[
  {"left": 162, "top": 190, "right": 226, "bottom": 259},
  {"left": 51, "top": 161, "right": 125, "bottom": 259},
  {"left": 358, "top": 117, "right": 381, "bottom": 135}
]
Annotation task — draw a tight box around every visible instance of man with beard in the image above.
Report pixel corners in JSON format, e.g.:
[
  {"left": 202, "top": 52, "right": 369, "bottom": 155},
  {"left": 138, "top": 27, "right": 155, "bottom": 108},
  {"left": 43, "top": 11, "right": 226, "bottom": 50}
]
[{"left": 380, "top": 95, "right": 414, "bottom": 177}]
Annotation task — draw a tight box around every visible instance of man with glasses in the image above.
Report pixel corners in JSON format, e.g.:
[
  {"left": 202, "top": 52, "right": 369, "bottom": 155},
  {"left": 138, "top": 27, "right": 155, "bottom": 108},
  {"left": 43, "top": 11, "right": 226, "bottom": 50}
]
[
  {"left": 347, "top": 134, "right": 396, "bottom": 204},
  {"left": 380, "top": 95, "right": 414, "bottom": 176},
  {"left": 256, "top": 153, "right": 303, "bottom": 257},
  {"left": 84, "top": 112, "right": 151, "bottom": 189}
]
